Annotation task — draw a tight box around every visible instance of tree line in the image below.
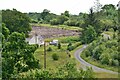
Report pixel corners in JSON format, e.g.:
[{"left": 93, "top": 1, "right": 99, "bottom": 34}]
[{"left": 27, "top": 4, "right": 119, "bottom": 44}]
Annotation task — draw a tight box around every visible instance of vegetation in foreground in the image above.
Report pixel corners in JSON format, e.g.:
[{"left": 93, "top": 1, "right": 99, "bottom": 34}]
[
  {"left": 15, "top": 62, "right": 94, "bottom": 79},
  {"left": 81, "top": 30, "right": 119, "bottom": 72}
]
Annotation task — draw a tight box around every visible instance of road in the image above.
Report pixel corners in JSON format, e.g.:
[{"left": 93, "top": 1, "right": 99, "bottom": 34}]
[{"left": 74, "top": 45, "right": 118, "bottom": 74}]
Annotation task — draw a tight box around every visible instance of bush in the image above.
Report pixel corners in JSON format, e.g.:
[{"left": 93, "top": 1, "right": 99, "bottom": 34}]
[
  {"left": 64, "top": 20, "right": 76, "bottom": 26},
  {"left": 52, "top": 53, "right": 59, "bottom": 61},
  {"left": 31, "top": 19, "right": 38, "bottom": 23},
  {"left": 50, "top": 19, "right": 59, "bottom": 25},
  {"left": 58, "top": 43, "right": 61, "bottom": 49},
  {"left": 67, "top": 42, "right": 81, "bottom": 51},
  {"left": 67, "top": 46, "right": 74, "bottom": 51},
  {"left": 68, "top": 42, "right": 72, "bottom": 47},
  {"left": 47, "top": 47, "right": 52, "bottom": 51},
  {"left": 112, "top": 60, "right": 119, "bottom": 66}
]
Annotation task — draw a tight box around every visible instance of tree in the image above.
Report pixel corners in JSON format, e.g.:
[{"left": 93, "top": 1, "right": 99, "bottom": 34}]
[
  {"left": 92, "top": 45, "right": 105, "bottom": 60},
  {"left": 2, "top": 32, "right": 40, "bottom": 78},
  {"left": 41, "top": 9, "right": 50, "bottom": 20},
  {"left": 61, "top": 11, "right": 70, "bottom": 17},
  {"left": 50, "top": 19, "right": 59, "bottom": 25},
  {"left": 101, "top": 4, "right": 116, "bottom": 16},
  {"left": 81, "top": 25, "right": 97, "bottom": 43},
  {"left": 99, "top": 49, "right": 111, "bottom": 65},
  {"left": 2, "top": 23, "right": 10, "bottom": 39},
  {"left": 83, "top": 7, "right": 101, "bottom": 35},
  {"left": 2, "top": 9, "right": 31, "bottom": 37},
  {"left": 57, "top": 15, "right": 69, "bottom": 24}
]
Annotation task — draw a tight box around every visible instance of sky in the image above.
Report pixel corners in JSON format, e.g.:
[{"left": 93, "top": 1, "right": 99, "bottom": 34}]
[{"left": 0, "top": 0, "right": 119, "bottom": 15}]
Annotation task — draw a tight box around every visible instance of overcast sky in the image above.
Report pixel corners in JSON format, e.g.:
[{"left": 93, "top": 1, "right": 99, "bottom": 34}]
[{"left": 0, "top": 0, "right": 119, "bottom": 15}]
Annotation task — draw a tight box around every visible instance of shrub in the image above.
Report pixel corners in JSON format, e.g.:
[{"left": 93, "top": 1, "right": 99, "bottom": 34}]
[
  {"left": 58, "top": 43, "right": 61, "bottom": 49},
  {"left": 47, "top": 47, "right": 52, "bottom": 51},
  {"left": 67, "top": 42, "right": 81, "bottom": 51},
  {"left": 50, "top": 19, "right": 59, "bottom": 25},
  {"left": 67, "top": 46, "right": 74, "bottom": 51},
  {"left": 68, "top": 42, "right": 72, "bottom": 47},
  {"left": 52, "top": 53, "right": 59, "bottom": 61},
  {"left": 112, "top": 60, "right": 119, "bottom": 66}
]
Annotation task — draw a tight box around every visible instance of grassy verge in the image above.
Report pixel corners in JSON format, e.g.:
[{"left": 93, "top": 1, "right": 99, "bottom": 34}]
[
  {"left": 30, "top": 23, "right": 83, "bottom": 31},
  {"left": 80, "top": 48, "right": 119, "bottom": 78},
  {"left": 80, "top": 51, "right": 118, "bottom": 72},
  {"left": 45, "top": 36, "right": 80, "bottom": 43},
  {"left": 95, "top": 72, "right": 119, "bottom": 78}
]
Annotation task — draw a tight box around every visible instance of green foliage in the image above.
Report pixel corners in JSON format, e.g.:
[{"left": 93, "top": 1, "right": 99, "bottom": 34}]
[
  {"left": 50, "top": 19, "right": 59, "bottom": 25},
  {"left": 58, "top": 42, "right": 61, "bottom": 49},
  {"left": 81, "top": 25, "right": 97, "bottom": 44},
  {"left": 52, "top": 53, "right": 59, "bottom": 61},
  {"left": 15, "top": 61, "right": 94, "bottom": 79},
  {"left": 41, "top": 9, "right": 50, "bottom": 20},
  {"left": 83, "top": 34, "right": 119, "bottom": 67},
  {"left": 2, "top": 32, "right": 40, "bottom": 78},
  {"left": 47, "top": 47, "right": 52, "bottom": 51},
  {"left": 61, "top": 10, "right": 70, "bottom": 17},
  {"left": 64, "top": 19, "right": 77, "bottom": 26},
  {"left": 2, "top": 9, "right": 31, "bottom": 36},
  {"left": 2, "top": 23, "right": 10, "bottom": 39},
  {"left": 68, "top": 42, "right": 72, "bottom": 47},
  {"left": 57, "top": 15, "right": 69, "bottom": 24},
  {"left": 67, "top": 42, "right": 81, "bottom": 51},
  {"left": 31, "top": 19, "right": 38, "bottom": 23},
  {"left": 67, "top": 45, "right": 74, "bottom": 51}
]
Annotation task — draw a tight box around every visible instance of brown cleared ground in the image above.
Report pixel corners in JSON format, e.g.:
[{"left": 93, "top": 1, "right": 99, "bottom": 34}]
[{"left": 29, "top": 26, "right": 80, "bottom": 39}]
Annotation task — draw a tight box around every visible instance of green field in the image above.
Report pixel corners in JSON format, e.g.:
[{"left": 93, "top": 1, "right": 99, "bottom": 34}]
[
  {"left": 45, "top": 36, "right": 80, "bottom": 43},
  {"left": 34, "top": 42, "right": 80, "bottom": 70}
]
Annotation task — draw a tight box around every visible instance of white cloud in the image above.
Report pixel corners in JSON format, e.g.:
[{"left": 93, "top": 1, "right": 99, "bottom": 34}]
[{"left": 0, "top": 0, "right": 119, "bottom": 14}]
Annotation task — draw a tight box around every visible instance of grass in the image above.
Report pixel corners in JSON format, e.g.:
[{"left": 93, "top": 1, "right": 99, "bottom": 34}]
[
  {"left": 30, "top": 23, "right": 83, "bottom": 31},
  {"left": 34, "top": 42, "right": 78, "bottom": 70},
  {"left": 95, "top": 72, "right": 119, "bottom": 78},
  {"left": 45, "top": 36, "right": 80, "bottom": 43}
]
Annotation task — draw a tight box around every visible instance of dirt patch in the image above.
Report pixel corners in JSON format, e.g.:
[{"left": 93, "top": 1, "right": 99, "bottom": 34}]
[{"left": 29, "top": 26, "right": 81, "bottom": 39}]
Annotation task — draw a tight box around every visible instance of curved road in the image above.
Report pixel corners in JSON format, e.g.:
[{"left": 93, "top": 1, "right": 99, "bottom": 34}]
[{"left": 74, "top": 45, "right": 118, "bottom": 74}]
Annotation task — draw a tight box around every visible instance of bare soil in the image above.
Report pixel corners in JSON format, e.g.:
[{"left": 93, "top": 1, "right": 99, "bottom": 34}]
[{"left": 29, "top": 26, "right": 81, "bottom": 39}]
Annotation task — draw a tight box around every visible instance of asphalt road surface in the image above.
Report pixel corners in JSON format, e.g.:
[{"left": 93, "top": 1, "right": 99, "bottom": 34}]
[{"left": 74, "top": 45, "right": 118, "bottom": 74}]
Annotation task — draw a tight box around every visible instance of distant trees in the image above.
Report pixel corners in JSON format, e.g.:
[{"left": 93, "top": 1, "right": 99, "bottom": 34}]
[
  {"left": 2, "top": 9, "right": 31, "bottom": 37},
  {"left": 61, "top": 10, "right": 70, "bottom": 17},
  {"left": 101, "top": 4, "right": 116, "bottom": 16},
  {"left": 41, "top": 9, "right": 50, "bottom": 20},
  {"left": 50, "top": 19, "right": 59, "bottom": 25}
]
